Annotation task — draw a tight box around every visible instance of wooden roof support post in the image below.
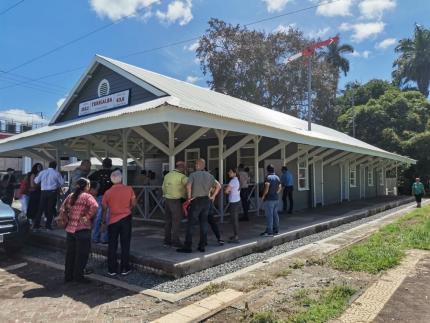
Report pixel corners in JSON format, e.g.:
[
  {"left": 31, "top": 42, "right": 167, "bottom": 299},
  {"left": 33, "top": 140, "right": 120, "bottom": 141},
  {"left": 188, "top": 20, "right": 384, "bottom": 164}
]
[
  {"left": 254, "top": 136, "right": 261, "bottom": 214},
  {"left": 215, "top": 129, "right": 226, "bottom": 222},
  {"left": 122, "top": 129, "right": 130, "bottom": 185},
  {"left": 168, "top": 122, "right": 175, "bottom": 171}
]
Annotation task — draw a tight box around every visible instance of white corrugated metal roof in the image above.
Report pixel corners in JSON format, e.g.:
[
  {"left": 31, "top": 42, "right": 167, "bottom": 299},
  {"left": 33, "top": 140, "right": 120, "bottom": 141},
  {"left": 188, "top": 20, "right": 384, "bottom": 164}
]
[{"left": 0, "top": 55, "right": 415, "bottom": 164}]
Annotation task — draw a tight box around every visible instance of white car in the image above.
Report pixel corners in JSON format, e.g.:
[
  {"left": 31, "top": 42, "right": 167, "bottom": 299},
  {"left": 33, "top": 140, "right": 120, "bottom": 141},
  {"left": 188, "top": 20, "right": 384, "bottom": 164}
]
[{"left": 0, "top": 201, "right": 30, "bottom": 255}]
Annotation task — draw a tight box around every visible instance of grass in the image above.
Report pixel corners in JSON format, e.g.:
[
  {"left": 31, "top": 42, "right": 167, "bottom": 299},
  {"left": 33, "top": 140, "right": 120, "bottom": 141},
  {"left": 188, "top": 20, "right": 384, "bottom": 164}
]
[
  {"left": 329, "top": 205, "right": 430, "bottom": 274},
  {"left": 287, "top": 285, "right": 356, "bottom": 323},
  {"left": 202, "top": 282, "right": 227, "bottom": 295},
  {"left": 248, "top": 285, "right": 356, "bottom": 323},
  {"left": 289, "top": 260, "right": 305, "bottom": 269},
  {"left": 275, "top": 269, "right": 292, "bottom": 278}
]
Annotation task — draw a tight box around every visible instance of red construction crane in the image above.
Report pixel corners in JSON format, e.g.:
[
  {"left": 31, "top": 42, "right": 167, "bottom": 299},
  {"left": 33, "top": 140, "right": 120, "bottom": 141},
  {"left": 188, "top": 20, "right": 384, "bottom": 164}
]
[{"left": 284, "top": 35, "right": 340, "bottom": 131}]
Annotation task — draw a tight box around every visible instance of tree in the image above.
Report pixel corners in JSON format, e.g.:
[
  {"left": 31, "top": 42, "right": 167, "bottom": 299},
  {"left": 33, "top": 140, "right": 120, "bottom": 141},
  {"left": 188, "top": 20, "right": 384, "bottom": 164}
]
[
  {"left": 393, "top": 24, "right": 430, "bottom": 97},
  {"left": 196, "top": 19, "right": 339, "bottom": 122},
  {"left": 322, "top": 41, "right": 354, "bottom": 92}
]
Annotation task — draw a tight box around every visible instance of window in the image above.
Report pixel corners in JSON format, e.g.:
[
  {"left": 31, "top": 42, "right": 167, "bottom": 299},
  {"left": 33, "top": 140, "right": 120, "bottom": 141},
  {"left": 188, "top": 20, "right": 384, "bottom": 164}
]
[
  {"left": 350, "top": 164, "right": 357, "bottom": 187},
  {"left": 368, "top": 168, "right": 374, "bottom": 186},
  {"left": 207, "top": 145, "right": 226, "bottom": 174},
  {"left": 237, "top": 145, "right": 255, "bottom": 177},
  {"left": 185, "top": 148, "right": 200, "bottom": 173},
  {"left": 379, "top": 167, "right": 385, "bottom": 186},
  {"left": 297, "top": 154, "right": 309, "bottom": 191}
]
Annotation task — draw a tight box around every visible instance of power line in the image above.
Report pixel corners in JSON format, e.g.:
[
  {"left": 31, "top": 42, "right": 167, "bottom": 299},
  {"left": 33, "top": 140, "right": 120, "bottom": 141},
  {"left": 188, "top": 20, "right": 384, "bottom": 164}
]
[
  {"left": 0, "top": 0, "right": 25, "bottom": 16},
  {"left": 0, "top": 0, "right": 342, "bottom": 91},
  {"left": 3, "top": 5, "right": 151, "bottom": 73}
]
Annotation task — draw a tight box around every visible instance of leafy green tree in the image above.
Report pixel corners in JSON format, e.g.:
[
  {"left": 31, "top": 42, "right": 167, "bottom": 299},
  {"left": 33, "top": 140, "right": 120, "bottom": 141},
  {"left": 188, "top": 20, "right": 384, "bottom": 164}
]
[
  {"left": 393, "top": 24, "right": 430, "bottom": 97},
  {"left": 196, "top": 19, "right": 340, "bottom": 123}
]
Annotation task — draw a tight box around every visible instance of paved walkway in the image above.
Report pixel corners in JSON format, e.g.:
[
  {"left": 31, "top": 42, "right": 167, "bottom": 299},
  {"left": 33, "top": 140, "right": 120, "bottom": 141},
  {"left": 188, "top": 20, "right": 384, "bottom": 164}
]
[{"left": 374, "top": 253, "right": 430, "bottom": 323}]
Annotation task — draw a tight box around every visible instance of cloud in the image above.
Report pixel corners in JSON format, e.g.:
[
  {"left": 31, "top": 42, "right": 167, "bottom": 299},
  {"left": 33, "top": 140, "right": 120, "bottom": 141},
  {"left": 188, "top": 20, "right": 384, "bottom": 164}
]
[
  {"left": 308, "top": 27, "right": 331, "bottom": 39},
  {"left": 185, "top": 75, "right": 199, "bottom": 84},
  {"left": 90, "top": 0, "right": 159, "bottom": 21},
  {"left": 340, "top": 21, "right": 385, "bottom": 42},
  {"left": 156, "top": 0, "right": 193, "bottom": 26},
  {"left": 316, "top": 0, "right": 353, "bottom": 17},
  {"left": 375, "top": 37, "right": 396, "bottom": 49},
  {"left": 0, "top": 109, "right": 49, "bottom": 125},
  {"left": 184, "top": 40, "right": 199, "bottom": 52},
  {"left": 273, "top": 23, "right": 296, "bottom": 34},
  {"left": 262, "top": 0, "right": 293, "bottom": 13},
  {"left": 56, "top": 97, "right": 66, "bottom": 110},
  {"left": 359, "top": 0, "right": 396, "bottom": 20},
  {"left": 348, "top": 49, "right": 371, "bottom": 58}
]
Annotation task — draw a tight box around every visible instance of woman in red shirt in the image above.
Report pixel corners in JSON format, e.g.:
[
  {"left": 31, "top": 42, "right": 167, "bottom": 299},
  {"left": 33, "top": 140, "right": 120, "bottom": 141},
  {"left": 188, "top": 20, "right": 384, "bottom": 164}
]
[
  {"left": 101, "top": 170, "right": 136, "bottom": 276},
  {"left": 59, "top": 178, "right": 98, "bottom": 283}
]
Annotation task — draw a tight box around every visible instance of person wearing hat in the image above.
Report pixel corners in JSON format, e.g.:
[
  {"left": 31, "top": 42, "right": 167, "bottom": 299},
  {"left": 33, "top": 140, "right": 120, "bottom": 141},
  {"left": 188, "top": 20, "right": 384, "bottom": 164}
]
[
  {"left": 261, "top": 164, "right": 282, "bottom": 237},
  {"left": 1, "top": 168, "right": 17, "bottom": 205},
  {"left": 162, "top": 161, "right": 188, "bottom": 248},
  {"left": 89, "top": 158, "right": 113, "bottom": 243}
]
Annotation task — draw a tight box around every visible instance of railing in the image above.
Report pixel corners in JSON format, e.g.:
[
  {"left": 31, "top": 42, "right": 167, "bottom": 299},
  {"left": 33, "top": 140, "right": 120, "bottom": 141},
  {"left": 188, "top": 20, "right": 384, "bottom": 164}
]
[{"left": 131, "top": 183, "right": 261, "bottom": 221}]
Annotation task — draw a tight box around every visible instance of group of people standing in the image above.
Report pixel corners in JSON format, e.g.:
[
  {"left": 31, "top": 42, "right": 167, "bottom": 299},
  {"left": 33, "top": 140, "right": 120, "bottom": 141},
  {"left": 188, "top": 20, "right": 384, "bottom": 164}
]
[
  {"left": 162, "top": 159, "right": 245, "bottom": 253},
  {"left": 162, "top": 159, "right": 296, "bottom": 253},
  {"left": 60, "top": 158, "right": 136, "bottom": 281}
]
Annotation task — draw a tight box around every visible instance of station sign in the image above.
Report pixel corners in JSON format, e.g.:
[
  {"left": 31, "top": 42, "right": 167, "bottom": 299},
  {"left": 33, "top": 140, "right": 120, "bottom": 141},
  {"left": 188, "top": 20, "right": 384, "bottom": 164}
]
[{"left": 78, "top": 89, "right": 130, "bottom": 117}]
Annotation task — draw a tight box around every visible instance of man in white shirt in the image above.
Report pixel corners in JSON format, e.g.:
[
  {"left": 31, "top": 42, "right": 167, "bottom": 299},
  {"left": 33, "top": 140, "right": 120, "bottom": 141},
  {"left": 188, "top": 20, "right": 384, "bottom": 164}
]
[{"left": 33, "top": 161, "right": 64, "bottom": 230}]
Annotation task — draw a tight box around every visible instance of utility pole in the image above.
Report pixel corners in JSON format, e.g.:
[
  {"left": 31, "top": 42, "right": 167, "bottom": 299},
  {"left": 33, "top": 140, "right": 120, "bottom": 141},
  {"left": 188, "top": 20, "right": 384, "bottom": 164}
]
[
  {"left": 351, "top": 90, "right": 356, "bottom": 138},
  {"left": 307, "top": 54, "right": 312, "bottom": 131},
  {"left": 284, "top": 35, "right": 339, "bottom": 132}
]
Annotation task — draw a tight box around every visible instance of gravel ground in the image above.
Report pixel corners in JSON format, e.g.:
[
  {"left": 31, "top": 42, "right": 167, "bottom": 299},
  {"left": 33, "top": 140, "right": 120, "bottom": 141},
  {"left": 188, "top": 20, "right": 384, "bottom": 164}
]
[{"left": 22, "top": 201, "right": 416, "bottom": 293}]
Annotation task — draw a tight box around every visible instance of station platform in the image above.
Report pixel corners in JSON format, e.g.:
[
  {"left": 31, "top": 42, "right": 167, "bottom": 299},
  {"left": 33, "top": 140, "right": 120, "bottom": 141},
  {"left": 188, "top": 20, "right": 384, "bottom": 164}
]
[{"left": 29, "top": 195, "right": 414, "bottom": 277}]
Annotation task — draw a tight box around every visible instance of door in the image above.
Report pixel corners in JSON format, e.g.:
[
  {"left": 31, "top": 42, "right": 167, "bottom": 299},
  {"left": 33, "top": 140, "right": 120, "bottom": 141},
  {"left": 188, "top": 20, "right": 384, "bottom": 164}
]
[{"left": 314, "top": 160, "right": 323, "bottom": 206}]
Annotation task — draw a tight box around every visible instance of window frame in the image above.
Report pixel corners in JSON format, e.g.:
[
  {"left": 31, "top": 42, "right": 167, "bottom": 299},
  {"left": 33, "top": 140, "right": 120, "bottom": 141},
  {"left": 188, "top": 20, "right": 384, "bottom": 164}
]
[
  {"left": 297, "top": 153, "right": 309, "bottom": 191},
  {"left": 349, "top": 163, "right": 357, "bottom": 188},
  {"left": 367, "top": 168, "right": 374, "bottom": 187},
  {"left": 379, "top": 167, "right": 385, "bottom": 186},
  {"left": 185, "top": 148, "right": 200, "bottom": 173}
]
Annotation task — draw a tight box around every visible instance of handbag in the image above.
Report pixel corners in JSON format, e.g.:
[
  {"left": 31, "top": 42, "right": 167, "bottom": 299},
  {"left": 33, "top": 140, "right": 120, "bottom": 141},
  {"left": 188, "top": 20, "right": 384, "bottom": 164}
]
[{"left": 56, "top": 197, "right": 71, "bottom": 229}]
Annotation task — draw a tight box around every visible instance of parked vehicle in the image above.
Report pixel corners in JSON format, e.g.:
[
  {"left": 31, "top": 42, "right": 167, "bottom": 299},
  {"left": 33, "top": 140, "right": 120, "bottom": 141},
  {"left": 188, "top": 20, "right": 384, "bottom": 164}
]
[{"left": 0, "top": 201, "right": 30, "bottom": 255}]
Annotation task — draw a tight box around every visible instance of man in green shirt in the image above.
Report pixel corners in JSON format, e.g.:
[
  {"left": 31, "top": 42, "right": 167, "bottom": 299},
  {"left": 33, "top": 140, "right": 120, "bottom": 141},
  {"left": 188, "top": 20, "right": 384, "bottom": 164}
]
[
  {"left": 412, "top": 177, "right": 425, "bottom": 208},
  {"left": 162, "top": 161, "right": 188, "bottom": 247}
]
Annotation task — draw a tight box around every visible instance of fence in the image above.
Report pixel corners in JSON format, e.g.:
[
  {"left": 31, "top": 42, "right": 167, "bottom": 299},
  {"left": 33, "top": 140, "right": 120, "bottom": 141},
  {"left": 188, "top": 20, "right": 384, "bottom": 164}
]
[{"left": 131, "top": 183, "right": 260, "bottom": 222}]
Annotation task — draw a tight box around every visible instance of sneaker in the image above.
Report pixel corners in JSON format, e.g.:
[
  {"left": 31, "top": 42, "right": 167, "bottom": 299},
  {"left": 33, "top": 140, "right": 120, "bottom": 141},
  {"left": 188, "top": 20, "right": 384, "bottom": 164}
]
[
  {"left": 197, "top": 246, "right": 205, "bottom": 252},
  {"left": 217, "top": 239, "right": 225, "bottom": 246},
  {"left": 260, "top": 232, "right": 274, "bottom": 237},
  {"left": 107, "top": 271, "right": 117, "bottom": 277},
  {"left": 121, "top": 269, "right": 132, "bottom": 276}
]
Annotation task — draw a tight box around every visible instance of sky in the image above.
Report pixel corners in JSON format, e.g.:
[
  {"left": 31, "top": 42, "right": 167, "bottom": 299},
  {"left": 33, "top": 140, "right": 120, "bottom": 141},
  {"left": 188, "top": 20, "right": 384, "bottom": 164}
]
[{"left": 0, "top": 0, "right": 429, "bottom": 122}]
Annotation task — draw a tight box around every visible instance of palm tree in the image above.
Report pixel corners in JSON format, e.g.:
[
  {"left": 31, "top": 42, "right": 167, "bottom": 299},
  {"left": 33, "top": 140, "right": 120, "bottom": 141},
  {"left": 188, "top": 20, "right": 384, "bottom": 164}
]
[
  {"left": 393, "top": 24, "right": 430, "bottom": 97},
  {"left": 323, "top": 41, "right": 354, "bottom": 91}
]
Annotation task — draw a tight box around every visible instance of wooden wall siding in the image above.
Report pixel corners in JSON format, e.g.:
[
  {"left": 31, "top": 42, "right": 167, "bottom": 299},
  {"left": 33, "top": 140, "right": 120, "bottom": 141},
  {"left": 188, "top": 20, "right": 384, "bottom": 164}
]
[{"left": 55, "top": 64, "right": 162, "bottom": 123}]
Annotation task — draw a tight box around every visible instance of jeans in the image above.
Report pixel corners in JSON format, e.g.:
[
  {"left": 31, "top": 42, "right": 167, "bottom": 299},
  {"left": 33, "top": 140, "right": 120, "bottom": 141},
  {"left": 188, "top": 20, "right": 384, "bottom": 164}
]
[
  {"left": 107, "top": 215, "right": 132, "bottom": 273},
  {"left": 164, "top": 198, "right": 183, "bottom": 245},
  {"left": 282, "top": 186, "right": 294, "bottom": 212},
  {"left": 34, "top": 190, "right": 57, "bottom": 229},
  {"left": 264, "top": 199, "right": 279, "bottom": 234},
  {"left": 92, "top": 195, "right": 109, "bottom": 243},
  {"left": 184, "top": 197, "right": 210, "bottom": 249},
  {"left": 240, "top": 188, "right": 249, "bottom": 218},
  {"left": 65, "top": 229, "right": 91, "bottom": 282},
  {"left": 229, "top": 201, "right": 241, "bottom": 237},
  {"left": 20, "top": 195, "right": 29, "bottom": 214}
]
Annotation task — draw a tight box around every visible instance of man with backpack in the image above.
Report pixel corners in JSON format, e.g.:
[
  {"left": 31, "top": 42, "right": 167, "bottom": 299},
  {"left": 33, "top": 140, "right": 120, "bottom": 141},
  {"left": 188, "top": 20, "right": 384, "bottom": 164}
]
[{"left": 89, "top": 158, "right": 113, "bottom": 244}]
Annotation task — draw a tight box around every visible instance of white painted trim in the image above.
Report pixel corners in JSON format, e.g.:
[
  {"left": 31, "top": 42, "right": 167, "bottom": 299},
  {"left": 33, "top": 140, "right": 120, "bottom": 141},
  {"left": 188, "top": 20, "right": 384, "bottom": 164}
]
[{"left": 297, "top": 153, "right": 309, "bottom": 191}]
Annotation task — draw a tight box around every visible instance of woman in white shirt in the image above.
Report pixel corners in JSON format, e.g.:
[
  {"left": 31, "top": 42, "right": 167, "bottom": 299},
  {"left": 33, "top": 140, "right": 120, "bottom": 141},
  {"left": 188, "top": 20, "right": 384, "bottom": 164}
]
[{"left": 225, "top": 167, "right": 241, "bottom": 243}]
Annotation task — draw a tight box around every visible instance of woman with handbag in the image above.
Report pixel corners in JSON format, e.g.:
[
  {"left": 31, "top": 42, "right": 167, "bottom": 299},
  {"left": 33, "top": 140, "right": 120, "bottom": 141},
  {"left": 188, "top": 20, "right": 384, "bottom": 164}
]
[{"left": 58, "top": 178, "right": 98, "bottom": 283}]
